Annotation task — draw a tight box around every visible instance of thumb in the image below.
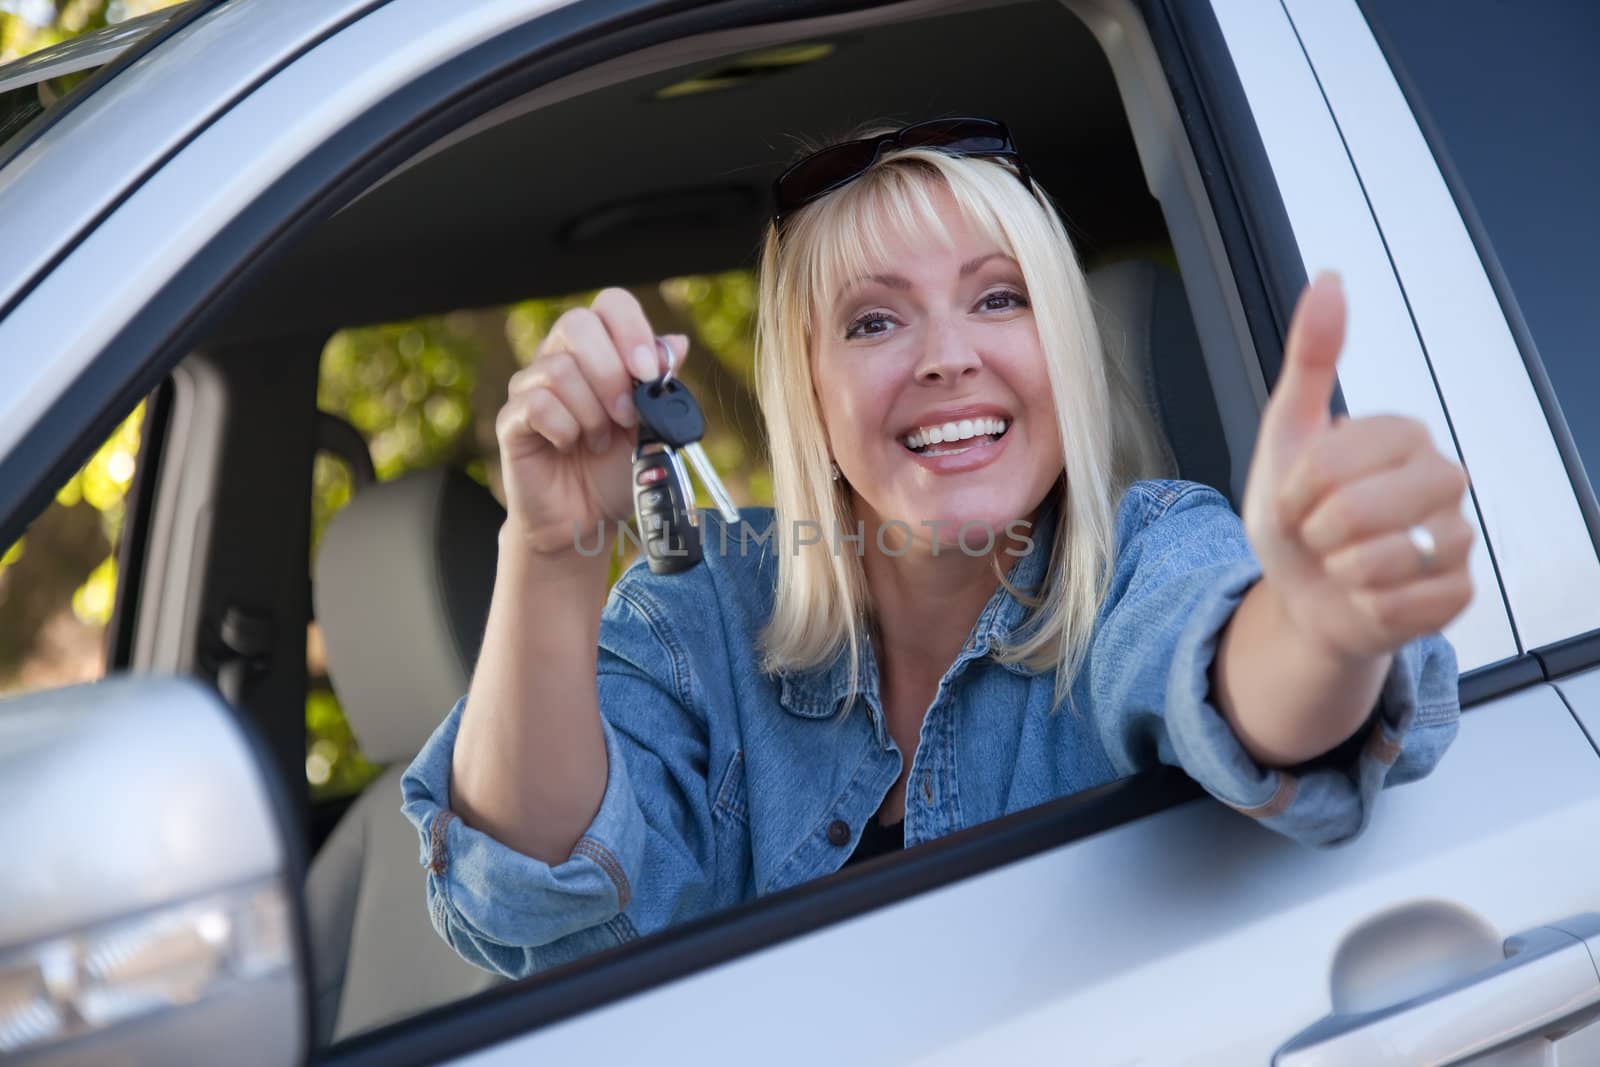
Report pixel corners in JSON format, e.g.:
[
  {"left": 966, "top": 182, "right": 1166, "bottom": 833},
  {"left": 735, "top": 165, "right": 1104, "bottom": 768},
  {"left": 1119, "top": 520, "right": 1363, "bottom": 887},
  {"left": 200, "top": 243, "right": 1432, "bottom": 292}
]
[{"left": 1263, "top": 271, "right": 1346, "bottom": 441}]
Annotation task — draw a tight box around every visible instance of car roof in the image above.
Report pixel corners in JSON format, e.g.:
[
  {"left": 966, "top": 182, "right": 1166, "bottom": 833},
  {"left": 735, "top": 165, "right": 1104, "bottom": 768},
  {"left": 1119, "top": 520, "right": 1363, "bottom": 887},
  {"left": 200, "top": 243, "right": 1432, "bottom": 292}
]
[
  {"left": 0, "top": 0, "right": 1165, "bottom": 346},
  {"left": 212, "top": 0, "right": 1164, "bottom": 343},
  {"left": 0, "top": 0, "right": 386, "bottom": 320}
]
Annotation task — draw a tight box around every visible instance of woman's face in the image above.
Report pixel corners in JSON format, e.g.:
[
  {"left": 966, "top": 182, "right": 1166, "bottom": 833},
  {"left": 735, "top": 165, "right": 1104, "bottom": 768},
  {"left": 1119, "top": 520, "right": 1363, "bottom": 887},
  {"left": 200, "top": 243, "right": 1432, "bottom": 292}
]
[{"left": 812, "top": 184, "right": 1065, "bottom": 548}]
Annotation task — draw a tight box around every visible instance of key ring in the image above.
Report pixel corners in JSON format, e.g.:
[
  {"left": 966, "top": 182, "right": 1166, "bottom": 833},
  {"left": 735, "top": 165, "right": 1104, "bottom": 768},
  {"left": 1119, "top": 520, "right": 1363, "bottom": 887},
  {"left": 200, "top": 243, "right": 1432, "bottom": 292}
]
[{"left": 656, "top": 336, "right": 677, "bottom": 386}]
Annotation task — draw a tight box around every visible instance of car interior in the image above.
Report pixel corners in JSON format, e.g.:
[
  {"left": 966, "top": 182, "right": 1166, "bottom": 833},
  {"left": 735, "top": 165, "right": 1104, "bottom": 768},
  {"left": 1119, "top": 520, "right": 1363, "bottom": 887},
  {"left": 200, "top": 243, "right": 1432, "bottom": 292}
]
[{"left": 94, "top": 0, "right": 1272, "bottom": 1047}]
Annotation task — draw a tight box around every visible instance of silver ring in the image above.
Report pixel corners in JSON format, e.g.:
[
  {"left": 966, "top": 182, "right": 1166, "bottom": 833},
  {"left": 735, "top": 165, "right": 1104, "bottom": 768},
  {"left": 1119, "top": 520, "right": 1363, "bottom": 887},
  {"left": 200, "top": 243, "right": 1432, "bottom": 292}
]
[
  {"left": 1407, "top": 524, "right": 1437, "bottom": 573},
  {"left": 656, "top": 336, "right": 676, "bottom": 385}
]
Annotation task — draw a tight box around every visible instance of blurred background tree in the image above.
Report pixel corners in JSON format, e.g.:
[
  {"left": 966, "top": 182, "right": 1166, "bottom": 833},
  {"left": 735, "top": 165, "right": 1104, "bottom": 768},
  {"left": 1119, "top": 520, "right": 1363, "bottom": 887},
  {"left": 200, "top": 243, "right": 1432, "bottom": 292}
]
[{"left": 0, "top": 0, "right": 770, "bottom": 805}]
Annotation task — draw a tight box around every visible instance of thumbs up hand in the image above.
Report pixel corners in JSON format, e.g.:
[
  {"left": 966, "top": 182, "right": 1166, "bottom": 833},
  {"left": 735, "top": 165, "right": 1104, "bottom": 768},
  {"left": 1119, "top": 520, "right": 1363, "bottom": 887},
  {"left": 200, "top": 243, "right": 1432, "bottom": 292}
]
[{"left": 1241, "top": 272, "right": 1475, "bottom": 661}]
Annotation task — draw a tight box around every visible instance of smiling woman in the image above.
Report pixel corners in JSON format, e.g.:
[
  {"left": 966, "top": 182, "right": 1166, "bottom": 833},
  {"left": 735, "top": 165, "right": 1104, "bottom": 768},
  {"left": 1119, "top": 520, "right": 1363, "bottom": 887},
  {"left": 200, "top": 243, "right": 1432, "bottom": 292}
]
[{"left": 401, "top": 119, "right": 1471, "bottom": 980}]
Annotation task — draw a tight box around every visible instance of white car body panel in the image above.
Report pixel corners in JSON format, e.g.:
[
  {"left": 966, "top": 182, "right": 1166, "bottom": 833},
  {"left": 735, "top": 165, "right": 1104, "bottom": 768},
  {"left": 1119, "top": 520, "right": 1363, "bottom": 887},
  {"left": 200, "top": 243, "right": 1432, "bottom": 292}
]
[{"left": 449, "top": 689, "right": 1600, "bottom": 1065}]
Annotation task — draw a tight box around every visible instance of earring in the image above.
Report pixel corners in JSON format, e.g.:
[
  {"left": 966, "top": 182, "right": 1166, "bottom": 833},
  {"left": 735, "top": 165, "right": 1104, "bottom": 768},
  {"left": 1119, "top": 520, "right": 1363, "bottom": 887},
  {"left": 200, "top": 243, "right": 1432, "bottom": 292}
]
[{"left": 830, "top": 460, "right": 842, "bottom": 483}]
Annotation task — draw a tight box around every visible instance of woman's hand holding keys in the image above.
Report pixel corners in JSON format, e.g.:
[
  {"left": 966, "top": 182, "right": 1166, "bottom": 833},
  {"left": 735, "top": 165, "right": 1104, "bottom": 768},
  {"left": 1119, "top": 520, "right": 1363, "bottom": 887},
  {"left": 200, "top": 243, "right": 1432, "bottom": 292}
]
[{"left": 494, "top": 286, "right": 688, "bottom": 559}]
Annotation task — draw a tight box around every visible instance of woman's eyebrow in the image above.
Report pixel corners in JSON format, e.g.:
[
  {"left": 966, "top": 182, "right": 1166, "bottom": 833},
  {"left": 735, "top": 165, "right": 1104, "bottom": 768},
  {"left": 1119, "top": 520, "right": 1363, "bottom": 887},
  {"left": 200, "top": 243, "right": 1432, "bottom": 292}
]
[{"left": 834, "top": 253, "right": 1016, "bottom": 305}]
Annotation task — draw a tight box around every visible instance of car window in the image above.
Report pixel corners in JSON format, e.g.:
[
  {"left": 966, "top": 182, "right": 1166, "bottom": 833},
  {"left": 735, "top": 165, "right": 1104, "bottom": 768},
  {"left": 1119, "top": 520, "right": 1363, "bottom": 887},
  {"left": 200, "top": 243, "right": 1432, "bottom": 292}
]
[
  {"left": 1358, "top": 0, "right": 1600, "bottom": 499},
  {"left": 0, "top": 404, "right": 143, "bottom": 696}
]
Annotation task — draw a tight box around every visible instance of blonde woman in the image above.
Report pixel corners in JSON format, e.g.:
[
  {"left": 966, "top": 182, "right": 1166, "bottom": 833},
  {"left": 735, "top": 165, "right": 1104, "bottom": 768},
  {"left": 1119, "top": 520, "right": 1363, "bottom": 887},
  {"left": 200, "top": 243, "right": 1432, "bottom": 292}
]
[{"left": 403, "top": 118, "right": 1472, "bottom": 977}]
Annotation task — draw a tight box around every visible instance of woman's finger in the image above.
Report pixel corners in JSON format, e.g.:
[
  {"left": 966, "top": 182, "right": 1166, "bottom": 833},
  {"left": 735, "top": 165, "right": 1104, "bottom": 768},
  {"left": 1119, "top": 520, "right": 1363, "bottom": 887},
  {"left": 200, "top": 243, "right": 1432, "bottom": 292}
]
[
  {"left": 1322, "top": 508, "right": 1475, "bottom": 590},
  {"left": 497, "top": 387, "right": 580, "bottom": 455},
  {"left": 507, "top": 362, "right": 549, "bottom": 396},
  {"left": 1353, "top": 568, "right": 1475, "bottom": 644},
  {"left": 1278, "top": 415, "right": 1432, "bottom": 526},
  {"left": 537, "top": 350, "right": 613, "bottom": 453},
  {"left": 552, "top": 301, "right": 649, "bottom": 430},
  {"left": 590, "top": 288, "right": 663, "bottom": 382},
  {"left": 570, "top": 297, "right": 648, "bottom": 429},
  {"left": 1297, "top": 452, "right": 1469, "bottom": 556}
]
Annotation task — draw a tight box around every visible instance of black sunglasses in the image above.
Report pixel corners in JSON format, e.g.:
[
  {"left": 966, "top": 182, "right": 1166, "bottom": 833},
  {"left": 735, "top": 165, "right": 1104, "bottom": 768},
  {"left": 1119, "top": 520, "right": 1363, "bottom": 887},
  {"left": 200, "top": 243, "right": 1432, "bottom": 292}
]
[{"left": 771, "top": 117, "right": 1033, "bottom": 227}]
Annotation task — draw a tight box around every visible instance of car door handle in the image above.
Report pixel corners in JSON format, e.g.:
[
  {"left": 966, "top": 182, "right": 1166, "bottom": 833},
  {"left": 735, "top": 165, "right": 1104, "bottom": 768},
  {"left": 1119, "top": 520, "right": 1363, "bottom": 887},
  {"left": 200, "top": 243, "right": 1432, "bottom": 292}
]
[{"left": 1274, "top": 915, "right": 1600, "bottom": 1066}]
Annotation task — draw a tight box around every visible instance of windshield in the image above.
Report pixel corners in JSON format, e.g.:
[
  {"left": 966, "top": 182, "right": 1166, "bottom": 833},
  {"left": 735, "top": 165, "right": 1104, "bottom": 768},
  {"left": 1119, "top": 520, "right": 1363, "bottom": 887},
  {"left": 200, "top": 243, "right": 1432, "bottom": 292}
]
[{"left": 0, "top": 1, "right": 188, "bottom": 155}]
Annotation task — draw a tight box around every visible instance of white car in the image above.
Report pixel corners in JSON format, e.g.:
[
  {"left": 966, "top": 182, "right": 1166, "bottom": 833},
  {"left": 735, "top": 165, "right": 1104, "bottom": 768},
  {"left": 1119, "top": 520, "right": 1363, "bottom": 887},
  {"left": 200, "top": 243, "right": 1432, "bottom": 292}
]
[{"left": 2, "top": 0, "right": 1597, "bottom": 1063}]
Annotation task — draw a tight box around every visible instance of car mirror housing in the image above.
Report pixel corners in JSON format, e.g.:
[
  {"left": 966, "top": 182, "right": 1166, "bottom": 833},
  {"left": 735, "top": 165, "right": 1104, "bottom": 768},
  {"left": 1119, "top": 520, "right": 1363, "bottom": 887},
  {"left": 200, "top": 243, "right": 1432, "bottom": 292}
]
[{"left": 0, "top": 676, "right": 307, "bottom": 1066}]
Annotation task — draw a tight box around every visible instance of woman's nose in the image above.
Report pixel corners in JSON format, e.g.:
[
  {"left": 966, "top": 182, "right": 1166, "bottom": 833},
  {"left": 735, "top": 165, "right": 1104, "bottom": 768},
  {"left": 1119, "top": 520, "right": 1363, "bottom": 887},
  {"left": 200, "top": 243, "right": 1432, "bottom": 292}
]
[{"left": 913, "top": 321, "right": 983, "bottom": 384}]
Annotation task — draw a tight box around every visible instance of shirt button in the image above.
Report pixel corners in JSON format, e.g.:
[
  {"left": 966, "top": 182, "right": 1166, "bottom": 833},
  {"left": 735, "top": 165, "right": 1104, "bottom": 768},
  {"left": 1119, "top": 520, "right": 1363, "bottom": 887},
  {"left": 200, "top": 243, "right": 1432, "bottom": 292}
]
[{"left": 827, "top": 819, "right": 851, "bottom": 846}]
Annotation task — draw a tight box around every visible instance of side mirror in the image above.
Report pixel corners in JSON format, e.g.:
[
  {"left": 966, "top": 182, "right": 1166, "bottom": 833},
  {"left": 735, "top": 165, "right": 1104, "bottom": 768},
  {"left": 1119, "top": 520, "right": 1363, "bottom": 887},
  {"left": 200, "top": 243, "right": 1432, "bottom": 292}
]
[{"left": 0, "top": 676, "right": 307, "bottom": 1065}]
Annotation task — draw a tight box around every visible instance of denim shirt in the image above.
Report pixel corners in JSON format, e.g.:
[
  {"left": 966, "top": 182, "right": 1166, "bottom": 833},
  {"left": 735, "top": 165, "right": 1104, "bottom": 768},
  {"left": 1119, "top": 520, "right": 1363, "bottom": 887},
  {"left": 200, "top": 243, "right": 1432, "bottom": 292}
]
[{"left": 401, "top": 480, "right": 1460, "bottom": 978}]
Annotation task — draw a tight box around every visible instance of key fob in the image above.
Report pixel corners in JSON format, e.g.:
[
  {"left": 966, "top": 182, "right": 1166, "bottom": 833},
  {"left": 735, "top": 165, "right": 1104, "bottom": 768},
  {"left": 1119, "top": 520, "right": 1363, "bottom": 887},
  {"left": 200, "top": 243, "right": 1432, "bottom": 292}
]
[
  {"left": 632, "top": 444, "right": 703, "bottom": 575},
  {"left": 633, "top": 378, "right": 705, "bottom": 447}
]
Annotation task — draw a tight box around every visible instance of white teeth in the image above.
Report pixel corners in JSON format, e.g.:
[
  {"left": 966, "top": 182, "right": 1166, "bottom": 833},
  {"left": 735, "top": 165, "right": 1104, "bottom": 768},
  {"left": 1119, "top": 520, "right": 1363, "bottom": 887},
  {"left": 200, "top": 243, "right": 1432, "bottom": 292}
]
[{"left": 902, "top": 416, "right": 1011, "bottom": 452}]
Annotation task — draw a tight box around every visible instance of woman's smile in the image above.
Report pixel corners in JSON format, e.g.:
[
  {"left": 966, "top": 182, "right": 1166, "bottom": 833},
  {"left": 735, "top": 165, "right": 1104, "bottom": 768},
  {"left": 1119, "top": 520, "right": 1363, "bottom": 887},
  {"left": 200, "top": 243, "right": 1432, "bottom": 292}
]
[{"left": 896, "top": 407, "right": 1015, "bottom": 473}]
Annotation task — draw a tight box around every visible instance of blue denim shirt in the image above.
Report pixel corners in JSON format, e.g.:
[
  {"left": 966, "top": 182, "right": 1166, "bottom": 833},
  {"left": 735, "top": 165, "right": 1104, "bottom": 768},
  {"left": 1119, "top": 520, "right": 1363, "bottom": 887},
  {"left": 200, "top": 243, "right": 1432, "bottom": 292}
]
[{"left": 401, "top": 480, "right": 1459, "bottom": 978}]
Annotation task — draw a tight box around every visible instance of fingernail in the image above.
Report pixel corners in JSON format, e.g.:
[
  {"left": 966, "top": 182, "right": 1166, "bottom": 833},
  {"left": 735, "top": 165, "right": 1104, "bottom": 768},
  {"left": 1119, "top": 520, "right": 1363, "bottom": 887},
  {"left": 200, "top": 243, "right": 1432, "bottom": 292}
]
[
  {"left": 631, "top": 345, "right": 657, "bottom": 381},
  {"left": 612, "top": 393, "right": 638, "bottom": 427}
]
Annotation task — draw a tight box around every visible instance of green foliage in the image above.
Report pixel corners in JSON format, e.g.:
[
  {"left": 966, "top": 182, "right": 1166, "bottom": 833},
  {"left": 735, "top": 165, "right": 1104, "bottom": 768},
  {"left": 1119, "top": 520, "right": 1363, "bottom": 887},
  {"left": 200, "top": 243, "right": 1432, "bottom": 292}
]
[
  {"left": 313, "top": 317, "right": 485, "bottom": 551},
  {"left": 305, "top": 687, "right": 381, "bottom": 801}
]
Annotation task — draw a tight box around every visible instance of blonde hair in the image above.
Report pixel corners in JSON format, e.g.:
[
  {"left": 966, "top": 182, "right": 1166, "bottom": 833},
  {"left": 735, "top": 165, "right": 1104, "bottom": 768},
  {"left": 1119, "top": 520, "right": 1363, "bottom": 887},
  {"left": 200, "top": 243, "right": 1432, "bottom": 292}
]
[{"left": 753, "top": 137, "right": 1171, "bottom": 712}]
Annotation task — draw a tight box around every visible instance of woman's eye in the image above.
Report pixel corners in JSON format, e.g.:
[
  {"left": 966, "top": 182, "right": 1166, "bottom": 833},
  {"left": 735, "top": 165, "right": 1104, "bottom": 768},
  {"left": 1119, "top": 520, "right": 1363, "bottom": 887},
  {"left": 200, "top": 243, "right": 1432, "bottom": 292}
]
[
  {"left": 845, "top": 312, "right": 896, "bottom": 340},
  {"left": 979, "top": 288, "right": 1029, "bottom": 312}
]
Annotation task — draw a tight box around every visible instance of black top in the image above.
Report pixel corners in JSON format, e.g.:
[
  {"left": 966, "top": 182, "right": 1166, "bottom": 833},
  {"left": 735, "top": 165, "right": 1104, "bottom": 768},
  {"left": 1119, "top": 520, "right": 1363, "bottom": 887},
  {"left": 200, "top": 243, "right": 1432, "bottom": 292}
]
[{"left": 844, "top": 817, "right": 905, "bottom": 866}]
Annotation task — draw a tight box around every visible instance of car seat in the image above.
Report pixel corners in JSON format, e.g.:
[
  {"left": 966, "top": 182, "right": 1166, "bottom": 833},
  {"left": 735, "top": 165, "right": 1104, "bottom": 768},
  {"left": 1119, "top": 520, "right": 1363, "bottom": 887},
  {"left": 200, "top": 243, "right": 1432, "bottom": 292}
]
[
  {"left": 1087, "top": 257, "right": 1234, "bottom": 499},
  {"left": 305, "top": 467, "right": 506, "bottom": 1044}
]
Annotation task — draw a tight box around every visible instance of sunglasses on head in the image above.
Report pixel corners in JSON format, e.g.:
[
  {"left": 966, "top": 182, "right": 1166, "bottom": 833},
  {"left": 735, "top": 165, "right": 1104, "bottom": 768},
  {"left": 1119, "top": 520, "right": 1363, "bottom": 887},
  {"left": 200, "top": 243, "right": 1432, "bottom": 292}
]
[{"left": 771, "top": 117, "right": 1033, "bottom": 227}]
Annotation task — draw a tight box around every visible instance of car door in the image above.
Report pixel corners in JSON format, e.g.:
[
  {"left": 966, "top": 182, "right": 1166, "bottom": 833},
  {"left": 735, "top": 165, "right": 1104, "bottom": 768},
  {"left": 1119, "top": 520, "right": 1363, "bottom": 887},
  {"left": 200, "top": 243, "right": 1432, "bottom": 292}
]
[{"left": 1, "top": 1, "right": 1597, "bottom": 1065}]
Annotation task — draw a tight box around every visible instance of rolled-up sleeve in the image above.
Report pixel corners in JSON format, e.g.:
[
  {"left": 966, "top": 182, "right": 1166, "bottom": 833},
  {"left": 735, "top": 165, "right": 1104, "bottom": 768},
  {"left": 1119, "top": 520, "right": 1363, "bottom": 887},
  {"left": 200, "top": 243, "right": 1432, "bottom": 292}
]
[
  {"left": 1090, "top": 481, "right": 1461, "bottom": 848},
  {"left": 400, "top": 577, "right": 719, "bottom": 978}
]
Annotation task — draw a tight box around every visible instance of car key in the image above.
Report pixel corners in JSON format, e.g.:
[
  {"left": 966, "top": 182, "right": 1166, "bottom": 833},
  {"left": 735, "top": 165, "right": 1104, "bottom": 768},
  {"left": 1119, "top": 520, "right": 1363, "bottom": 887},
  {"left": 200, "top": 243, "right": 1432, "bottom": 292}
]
[
  {"left": 631, "top": 435, "right": 702, "bottom": 574},
  {"left": 633, "top": 376, "right": 741, "bottom": 524},
  {"left": 631, "top": 375, "right": 741, "bottom": 574}
]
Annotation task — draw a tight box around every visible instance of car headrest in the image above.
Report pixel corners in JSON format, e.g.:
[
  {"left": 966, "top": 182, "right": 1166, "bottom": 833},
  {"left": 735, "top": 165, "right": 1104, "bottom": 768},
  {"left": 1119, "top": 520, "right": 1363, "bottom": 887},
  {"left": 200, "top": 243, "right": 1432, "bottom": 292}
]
[
  {"left": 313, "top": 468, "right": 504, "bottom": 765},
  {"left": 1087, "top": 258, "right": 1234, "bottom": 498}
]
